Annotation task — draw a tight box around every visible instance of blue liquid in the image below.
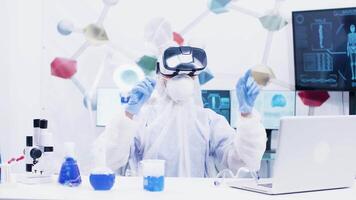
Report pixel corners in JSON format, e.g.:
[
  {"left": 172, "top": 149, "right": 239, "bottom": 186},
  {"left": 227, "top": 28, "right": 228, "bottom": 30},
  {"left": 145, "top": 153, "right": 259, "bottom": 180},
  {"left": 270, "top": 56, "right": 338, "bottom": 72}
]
[
  {"left": 144, "top": 176, "right": 164, "bottom": 192},
  {"left": 89, "top": 173, "right": 115, "bottom": 191},
  {"left": 58, "top": 157, "right": 82, "bottom": 187}
]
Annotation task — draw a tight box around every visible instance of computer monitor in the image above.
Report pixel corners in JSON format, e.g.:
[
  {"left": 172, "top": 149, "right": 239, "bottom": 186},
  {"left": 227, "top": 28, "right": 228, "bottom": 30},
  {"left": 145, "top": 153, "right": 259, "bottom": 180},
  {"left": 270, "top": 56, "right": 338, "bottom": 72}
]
[
  {"left": 97, "top": 88, "right": 233, "bottom": 127},
  {"left": 201, "top": 90, "right": 231, "bottom": 124},
  {"left": 293, "top": 7, "right": 356, "bottom": 91},
  {"left": 254, "top": 91, "right": 296, "bottom": 130}
]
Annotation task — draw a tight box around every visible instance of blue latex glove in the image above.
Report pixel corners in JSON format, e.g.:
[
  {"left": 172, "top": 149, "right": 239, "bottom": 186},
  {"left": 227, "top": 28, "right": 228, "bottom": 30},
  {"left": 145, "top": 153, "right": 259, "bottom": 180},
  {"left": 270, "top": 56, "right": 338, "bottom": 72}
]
[
  {"left": 125, "top": 77, "right": 156, "bottom": 115},
  {"left": 236, "top": 70, "right": 260, "bottom": 114}
]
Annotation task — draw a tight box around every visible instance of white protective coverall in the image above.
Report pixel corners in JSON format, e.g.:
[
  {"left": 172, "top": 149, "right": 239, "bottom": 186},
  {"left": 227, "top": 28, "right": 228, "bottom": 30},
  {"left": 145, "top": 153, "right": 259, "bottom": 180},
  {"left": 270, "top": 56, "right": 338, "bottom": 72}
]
[{"left": 94, "top": 76, "right": 267, "bottom": 177}]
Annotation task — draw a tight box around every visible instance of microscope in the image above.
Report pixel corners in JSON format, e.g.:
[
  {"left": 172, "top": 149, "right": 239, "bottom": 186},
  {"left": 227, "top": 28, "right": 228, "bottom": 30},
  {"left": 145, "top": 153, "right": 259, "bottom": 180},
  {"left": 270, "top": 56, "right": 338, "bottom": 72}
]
[{"left": 22, "top": 119, "right": 54, "bottom": 183}]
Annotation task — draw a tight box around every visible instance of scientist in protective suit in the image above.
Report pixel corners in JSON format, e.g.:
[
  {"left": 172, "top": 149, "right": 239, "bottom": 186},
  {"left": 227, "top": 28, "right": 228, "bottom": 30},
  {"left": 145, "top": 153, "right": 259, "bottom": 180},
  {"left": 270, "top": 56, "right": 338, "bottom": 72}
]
[{"left": 94, "top": 46, "right": 267, "bottom": 177}]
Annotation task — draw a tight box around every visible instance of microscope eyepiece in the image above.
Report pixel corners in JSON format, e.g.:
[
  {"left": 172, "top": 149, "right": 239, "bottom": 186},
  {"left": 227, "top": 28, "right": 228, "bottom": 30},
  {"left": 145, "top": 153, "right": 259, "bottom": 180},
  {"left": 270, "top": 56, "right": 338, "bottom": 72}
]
[
  {"left": 40, "top": 119, "right": 48, "bottom": 129},
  {"left": 33, "top": 119, "right": 41, "bottom": 128}
]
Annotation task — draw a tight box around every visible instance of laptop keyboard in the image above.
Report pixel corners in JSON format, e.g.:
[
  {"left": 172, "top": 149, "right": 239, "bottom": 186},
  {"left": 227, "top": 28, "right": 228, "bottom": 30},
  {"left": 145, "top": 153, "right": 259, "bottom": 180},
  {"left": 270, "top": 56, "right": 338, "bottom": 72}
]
[{"left": 258, "top": 183, "right": 273, "bottom": 188}]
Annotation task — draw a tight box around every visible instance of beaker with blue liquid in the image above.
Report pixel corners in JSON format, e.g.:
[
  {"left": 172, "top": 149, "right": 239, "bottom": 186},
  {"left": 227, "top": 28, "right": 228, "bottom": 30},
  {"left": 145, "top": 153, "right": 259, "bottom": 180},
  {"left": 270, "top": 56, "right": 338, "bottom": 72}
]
[{"left": 140, "top": 159, "right": 165, "bottom": 192}]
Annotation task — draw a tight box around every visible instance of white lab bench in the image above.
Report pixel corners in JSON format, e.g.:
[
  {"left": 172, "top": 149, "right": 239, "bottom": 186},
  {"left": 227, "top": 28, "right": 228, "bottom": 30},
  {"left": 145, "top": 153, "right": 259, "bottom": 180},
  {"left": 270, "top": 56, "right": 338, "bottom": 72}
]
[{"left": 0, "top": 176, "right": 355, "bottom": 200}]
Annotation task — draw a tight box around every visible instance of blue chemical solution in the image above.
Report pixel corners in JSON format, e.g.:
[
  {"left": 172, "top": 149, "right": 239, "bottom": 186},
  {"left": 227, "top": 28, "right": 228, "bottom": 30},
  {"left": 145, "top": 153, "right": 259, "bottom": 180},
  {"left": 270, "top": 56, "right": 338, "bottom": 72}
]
[
  {"left": 89, "top": 173, "right": 115, "bottom": 191},
  {"left": 144, "top": 176, "right": 164, "bottom": 192},
  {"left": 58, "top": 157, "right": 82, "bottom": 187}
]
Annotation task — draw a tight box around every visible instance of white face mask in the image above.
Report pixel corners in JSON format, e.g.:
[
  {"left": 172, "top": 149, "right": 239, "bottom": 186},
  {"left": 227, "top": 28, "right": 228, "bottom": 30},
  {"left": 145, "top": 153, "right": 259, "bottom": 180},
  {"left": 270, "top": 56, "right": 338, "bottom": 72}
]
[{"left": 165, "top": 75, "right": 195, "bottom": 103}]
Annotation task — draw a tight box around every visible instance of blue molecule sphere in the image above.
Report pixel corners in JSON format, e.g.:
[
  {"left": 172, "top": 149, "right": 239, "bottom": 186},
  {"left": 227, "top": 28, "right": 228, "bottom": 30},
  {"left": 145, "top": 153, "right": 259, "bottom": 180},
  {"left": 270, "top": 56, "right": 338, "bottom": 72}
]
[
  {"left": 271, "top": 94, "right": 287, "bottom": 108},
  {"left": 57, "top": 20, "right": 74, "bottom": 36}
]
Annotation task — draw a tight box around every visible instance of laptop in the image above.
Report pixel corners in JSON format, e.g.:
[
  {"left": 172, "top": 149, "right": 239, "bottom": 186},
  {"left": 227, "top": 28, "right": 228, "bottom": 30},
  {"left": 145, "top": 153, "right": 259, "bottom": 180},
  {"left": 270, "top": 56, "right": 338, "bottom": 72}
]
[{"left": 229, "top": 115, "right": 356, "bottom": 195}]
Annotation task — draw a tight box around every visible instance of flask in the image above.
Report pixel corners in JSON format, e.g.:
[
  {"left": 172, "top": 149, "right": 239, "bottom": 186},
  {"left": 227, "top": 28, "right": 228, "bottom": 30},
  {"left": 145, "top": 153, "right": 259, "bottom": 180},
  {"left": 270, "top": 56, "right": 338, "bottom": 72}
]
[{"left": 58, "top": 142, "right": 81, "bottom": 187}]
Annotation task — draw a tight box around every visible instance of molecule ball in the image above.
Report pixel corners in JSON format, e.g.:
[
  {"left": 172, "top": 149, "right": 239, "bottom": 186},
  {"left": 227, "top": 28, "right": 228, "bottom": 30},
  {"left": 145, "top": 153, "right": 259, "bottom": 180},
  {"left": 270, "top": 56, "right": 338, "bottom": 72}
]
[{"left": 57, "top": 20, "right": 74, "bottom": 36}]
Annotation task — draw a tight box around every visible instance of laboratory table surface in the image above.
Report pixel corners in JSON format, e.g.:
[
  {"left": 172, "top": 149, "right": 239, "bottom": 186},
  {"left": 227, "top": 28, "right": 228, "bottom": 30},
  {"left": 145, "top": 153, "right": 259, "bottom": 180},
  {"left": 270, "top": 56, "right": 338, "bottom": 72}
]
[{"left": 0, "top": 175, "right": 355, "bottom": 200}]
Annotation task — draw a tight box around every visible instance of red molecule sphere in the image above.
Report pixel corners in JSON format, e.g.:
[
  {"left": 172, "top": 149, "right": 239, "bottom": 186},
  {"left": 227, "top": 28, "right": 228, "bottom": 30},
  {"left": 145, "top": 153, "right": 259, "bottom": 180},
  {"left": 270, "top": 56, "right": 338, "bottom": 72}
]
[
  {"left": 298, "top": 91, "right": 330, "bottom": 107},
  {"left": 51, "top": 57, "right": 77, "bottom": 79}
]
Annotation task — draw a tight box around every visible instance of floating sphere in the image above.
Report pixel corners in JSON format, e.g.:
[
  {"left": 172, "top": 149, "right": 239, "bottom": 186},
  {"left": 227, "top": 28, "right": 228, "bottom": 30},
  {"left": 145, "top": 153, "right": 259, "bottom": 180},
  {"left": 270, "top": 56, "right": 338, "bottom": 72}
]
[
  {"left": 113, "top": 65, "right": 145, "bottom": 92},
  {"left": 57, "top": 20, "right": 74, "bottom": 36}
]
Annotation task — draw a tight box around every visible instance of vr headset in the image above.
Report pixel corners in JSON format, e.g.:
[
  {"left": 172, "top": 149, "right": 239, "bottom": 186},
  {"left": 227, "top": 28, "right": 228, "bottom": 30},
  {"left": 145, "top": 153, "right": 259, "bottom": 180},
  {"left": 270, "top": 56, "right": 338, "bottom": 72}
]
[{"left": 156, "top": 46, "right": 207, "bottom": 76}]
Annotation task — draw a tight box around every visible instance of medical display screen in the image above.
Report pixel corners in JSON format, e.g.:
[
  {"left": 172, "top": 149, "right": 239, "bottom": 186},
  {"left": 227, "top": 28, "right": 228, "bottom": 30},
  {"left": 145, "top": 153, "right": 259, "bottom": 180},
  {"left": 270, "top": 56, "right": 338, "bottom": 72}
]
[
  {"left": 201, "top": 90, "right": 231, "bottom": 124},
  {"left": 254, "top": 91, "right": 296, "bottom": 130},
  {"left": 293, "top": 7, "right": 356, "bottom": 91}
]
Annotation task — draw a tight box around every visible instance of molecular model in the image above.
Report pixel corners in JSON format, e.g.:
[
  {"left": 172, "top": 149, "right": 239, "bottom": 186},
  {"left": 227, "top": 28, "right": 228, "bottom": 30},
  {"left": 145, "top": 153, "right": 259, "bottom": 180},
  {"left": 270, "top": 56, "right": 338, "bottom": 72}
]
[{"left": 51, "top": 0, "right": 290, "bottom": 111}]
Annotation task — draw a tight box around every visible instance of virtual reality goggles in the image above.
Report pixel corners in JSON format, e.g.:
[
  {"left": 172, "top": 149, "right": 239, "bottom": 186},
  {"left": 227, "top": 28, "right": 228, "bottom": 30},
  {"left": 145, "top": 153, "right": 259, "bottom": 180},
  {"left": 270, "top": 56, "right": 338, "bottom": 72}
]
[{"left": 156, "top": 46, "right": 207, "bottom": 76}]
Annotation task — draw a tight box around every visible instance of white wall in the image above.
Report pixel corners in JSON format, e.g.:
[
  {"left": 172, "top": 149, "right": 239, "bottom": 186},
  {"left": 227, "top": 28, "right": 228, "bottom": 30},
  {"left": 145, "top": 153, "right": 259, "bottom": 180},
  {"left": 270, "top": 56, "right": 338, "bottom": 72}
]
[
  {"left": 0, "top": 0, "right": 43, "bottom": 172},
  {"left": 1, "top": 0, "right": 355, "bottom": 174}
]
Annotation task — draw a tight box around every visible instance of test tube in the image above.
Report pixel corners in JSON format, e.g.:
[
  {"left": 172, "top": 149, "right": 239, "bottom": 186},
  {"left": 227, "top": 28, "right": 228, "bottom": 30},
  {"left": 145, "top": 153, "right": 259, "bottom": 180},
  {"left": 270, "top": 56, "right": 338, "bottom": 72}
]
[{"left": 140, "top": 159, "right": 165, "bottom": 192}]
